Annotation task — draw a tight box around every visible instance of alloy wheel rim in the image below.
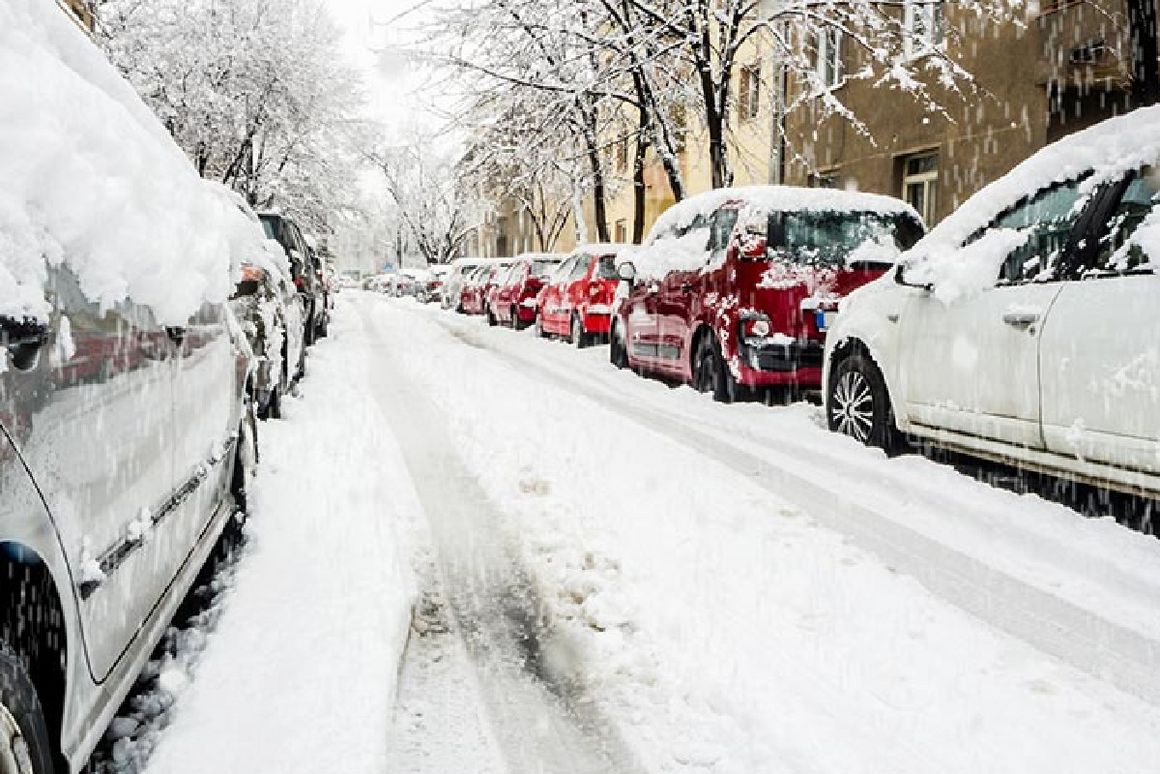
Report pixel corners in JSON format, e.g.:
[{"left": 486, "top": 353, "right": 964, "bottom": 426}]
[
  {"left": 0, "top": 703, "right": 32, "bottom": 774},
  {"left": 832, "top": 370, "right": 874, "bottom": 442}
]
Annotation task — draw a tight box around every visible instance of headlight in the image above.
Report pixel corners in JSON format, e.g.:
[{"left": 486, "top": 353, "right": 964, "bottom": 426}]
[{"left": 745, "top": 319, "right": 771, "bottom": 337}]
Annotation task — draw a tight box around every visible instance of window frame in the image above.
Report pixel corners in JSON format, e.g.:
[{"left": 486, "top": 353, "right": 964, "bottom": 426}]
[
  {"left": 814, "top": 27, "right": 844, "bottom": 91},
  {"left": 738, "top": 63, "right": 762, "bottom": 121},
  {"left": 903, "top": 0, "right": 946, "bottom": 60},
  {"left": 901, "top": 151, "right": 940, "bottom": 226}
]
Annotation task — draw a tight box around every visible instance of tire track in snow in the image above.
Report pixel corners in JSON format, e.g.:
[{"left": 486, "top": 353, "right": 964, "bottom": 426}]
[
  {"left": 361, "top": 306, "right": 643, "bottom": 774},
  {"left": 423, "top": 310, "right": 1160, "bottom": 709}
]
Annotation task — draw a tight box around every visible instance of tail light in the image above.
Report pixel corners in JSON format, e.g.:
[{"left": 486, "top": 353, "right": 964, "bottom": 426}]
[
  {"left": 240, "top": 264, "right": 267, "bottom": 283},
  {"left": 293, "top": 276, "right": 306, "bottom": 291}
]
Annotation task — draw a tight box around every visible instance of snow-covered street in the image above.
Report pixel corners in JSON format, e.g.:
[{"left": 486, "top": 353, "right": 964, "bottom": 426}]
[{"left": 88, "top": 292, "right": 1160, "bottom": 774}]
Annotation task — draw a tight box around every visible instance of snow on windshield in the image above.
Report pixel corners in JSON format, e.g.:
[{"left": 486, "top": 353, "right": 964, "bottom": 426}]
[
  {"left": 904, "top": 105, "right": 1160, "bottom": 300},
  {"left": 0, "top": 0, "right": 241, "bottom": 324}
]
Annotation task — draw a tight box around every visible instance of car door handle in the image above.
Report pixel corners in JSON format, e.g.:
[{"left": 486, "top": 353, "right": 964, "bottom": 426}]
[{"left": 1001, "top": 310, "right": 1040, "bottom": 327}]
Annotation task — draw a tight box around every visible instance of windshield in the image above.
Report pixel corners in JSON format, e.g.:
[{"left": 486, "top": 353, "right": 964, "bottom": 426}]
[{"left": 768, "top": 211, "right": 924, "bottom": 266}]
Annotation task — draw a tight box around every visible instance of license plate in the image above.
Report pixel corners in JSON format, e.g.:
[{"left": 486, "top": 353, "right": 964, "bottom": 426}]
[{"left": 815, "top": 310, "right": 836, "bottom": 332}]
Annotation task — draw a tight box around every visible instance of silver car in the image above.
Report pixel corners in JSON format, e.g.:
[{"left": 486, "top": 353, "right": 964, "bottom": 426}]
[{"left": 0, "top": 10, "right": 257, "bottom": 774}]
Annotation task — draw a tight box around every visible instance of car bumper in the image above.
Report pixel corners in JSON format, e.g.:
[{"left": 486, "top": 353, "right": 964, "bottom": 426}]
[
  {"left": 735, "top": 338, "right": 824, "bottom": 387},
  {"left": 582, "top": 311, "right": 611, "bottom": 334}
]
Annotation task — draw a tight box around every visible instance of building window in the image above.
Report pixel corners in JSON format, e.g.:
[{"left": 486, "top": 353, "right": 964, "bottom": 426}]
[
  {"left": 903, "top": 0, "right": 945, "bottom": 58},
  {"left": 809, "top": 172, "right": 840, "bottom": 189},
  {"left": 615, "top": 136, "right": 630, "bottom": 173},
  {"left": 814, "top": 28, "right": 843, "bottom": 90},
  {"left": 738, "top": 64, "right": 761, "bottom": 121},
  {"left": 615, "top": 219, "right": 628, "bottom": 243},
  {"left": 901, "top": 152, "right": 939, "bottom": 225}
]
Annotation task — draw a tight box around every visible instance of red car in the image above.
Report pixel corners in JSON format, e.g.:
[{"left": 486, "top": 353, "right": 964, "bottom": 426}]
[
  {"left": 610, "top": 186, "right": 925, "bottom": 401},
  {"left": 458, "top": 262, "right": 508, "bottom": 315},
  {"left": 486, "top": 253, "right": 564, "bottom": 329},
  {"left": 536, "top": 245, "right": 626, "bottom": 346}
]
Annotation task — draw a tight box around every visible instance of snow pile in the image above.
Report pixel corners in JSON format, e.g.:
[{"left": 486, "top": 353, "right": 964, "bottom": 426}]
[
  {"left": 377, "top": 301, "right": 1160, "bottom": 774},
  {"left": 629, "top": 185, "right": 920, "bottom": 282},
  {"left": 0, "top": 0, "right": 242, "bottom": 324},
  {"left": 203, "top": 182, "right": 293, "bottom": 285},
  {"left": 129, "top": 314, "right": 415, "bottom": 774},
  {"left": 905, "top": 105, "right": 1160, "bottom": 299}
]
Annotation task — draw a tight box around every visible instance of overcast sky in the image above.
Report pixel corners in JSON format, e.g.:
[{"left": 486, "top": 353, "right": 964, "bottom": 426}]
[{"left": 324, "top": 0, "right": 433, "bottom": 140}]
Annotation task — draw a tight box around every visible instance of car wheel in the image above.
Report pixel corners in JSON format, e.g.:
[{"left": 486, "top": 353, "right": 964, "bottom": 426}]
[
  {"left": 315, "top": 317, "right": 328, "bottom": 339},
  {"left": 0, "top": 642, "right": 55, "bottom": 774},
  {"left": 487, "top": 309, "right": 497, "bottom": 327},
  {"left": 535, "top": 314, "right": 546, "bottom": 338},
  {"left": 693, "top": 332, "right": 735, "bottom": 403},
  {"left": 609, "top": 321, "right": 629, "bottom": 369},
  {"left": 303, "top": 317, "right": 316, "bottom": 347},
  {"left": 509, "top": 307, "right": 519, "bottom": 330},
  {"left": 266, "top": 385, "right": 282, "bottom": 420},
  {"left": 571, "top": 313, "right": 589, "bottom": 349},
  {"left": 827, "top": 352, "right": 902, "bottom": 451}
]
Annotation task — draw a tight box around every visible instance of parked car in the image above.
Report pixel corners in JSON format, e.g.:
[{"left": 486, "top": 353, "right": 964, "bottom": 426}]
[
  {"left": 824, "top": 106, "right": 1160, "bottom": 499},
  {"left": 0, "top": 8, "right": 257, "bottom": 771},
  {"left": 538, "top": 245, "right": 630, "bottom": 346},
  {"left": 258, "top": 213, "right": 327, "bottom": 345},
  {"left": 443, "top": 257, "right": 485, "bottom": 309},
  {"left": 210, "top": 183, "right": 306, "bottom": 420},
  {"left": 459, "top": 262, "right": 509, "bottom": 316},
  {"left": 304, "top": 242, "right": 331, "bottom": 336},
  {"left": 611, "top": 186, "right": 924, "bottom": 400},
  {"left": 484, "top": 254, "right": 563, "bottom": 329}
]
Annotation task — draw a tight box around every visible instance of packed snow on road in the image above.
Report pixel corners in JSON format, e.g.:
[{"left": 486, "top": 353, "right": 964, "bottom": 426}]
[{"left": 83, "top": 293, "right": 1160, "bottom": 774}]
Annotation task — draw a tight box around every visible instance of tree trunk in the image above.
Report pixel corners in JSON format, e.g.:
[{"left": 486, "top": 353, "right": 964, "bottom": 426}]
[
  {"left": 1129, "top": 0, "right": 1160, "bottom": 107},
  {"left": 632, "top": 121, "right": 647, "bottom": 244}
]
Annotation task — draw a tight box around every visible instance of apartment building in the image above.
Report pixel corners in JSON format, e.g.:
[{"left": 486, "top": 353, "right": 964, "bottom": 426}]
[{"left": 468, "top": 2, "right": 1145, "bottom": 256}]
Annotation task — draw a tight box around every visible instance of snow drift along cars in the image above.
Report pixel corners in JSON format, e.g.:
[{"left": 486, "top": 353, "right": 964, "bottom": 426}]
[
  {"left": 824, "top": 106, "right": 1160, "bottom": 500},
  {"left": 0, "top": 4, "right": 257, "bottom": 772},
  {"left": 536, "top": 245, "right": 628, "bottom": 346},
  {"left": 611, "top": 186, "right": 925, "bottom": 400}
]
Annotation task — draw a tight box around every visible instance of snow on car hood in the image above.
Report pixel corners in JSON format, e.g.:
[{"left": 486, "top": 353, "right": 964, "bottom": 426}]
[
  {"left": 903, "top": 105, "right": 1160, "bottom": 302},
  {"left": 0, "top": 0, "right": 239, "bottom": 325}
]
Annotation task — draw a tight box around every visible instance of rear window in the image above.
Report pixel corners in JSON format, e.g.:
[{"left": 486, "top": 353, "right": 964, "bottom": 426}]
[
  {"left": 595, "top": 255, "right": 619, "bottom": 279},
  {"left": 768, "top": 211, "right": 924, "bottom": 267},
  {"left": 531, "top": 259, "right": 560, "bottom": 277}
]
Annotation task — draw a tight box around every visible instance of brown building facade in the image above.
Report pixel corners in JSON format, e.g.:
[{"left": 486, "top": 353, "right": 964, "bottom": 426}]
[{"left": 781, "top": 2, "right": 1136, "bottom": 225}]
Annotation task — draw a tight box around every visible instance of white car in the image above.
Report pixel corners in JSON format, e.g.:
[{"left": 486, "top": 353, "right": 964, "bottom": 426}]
[{"left": 824, "top": 106, "right": 1160, "bottom": 499}]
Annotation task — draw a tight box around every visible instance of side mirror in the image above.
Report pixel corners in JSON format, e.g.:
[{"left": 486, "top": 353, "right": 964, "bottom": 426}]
[
  {"left": 894, "top": 263, "right": 932, "bottom": 291},
  {"left": 617, "top": 261, "right": 637, "bottom": 282},
  {"left": 1, "top": 316, "right": 50, "bottom": 371}
]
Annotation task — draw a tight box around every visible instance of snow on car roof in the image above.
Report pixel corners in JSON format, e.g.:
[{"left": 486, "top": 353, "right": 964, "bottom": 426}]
[
  {"left": 0, "top": 0, "right": 244, "bottom": 325},
  {"left": 646, "top": 185, "right": 921, "bottom": 246},
  {"left": 204, "top": 182, "right": 294, "bottom": 286},
  {"left": 906, "top": 105, "right": 1160, "bottom": 300},
  {"left": 572, "top": 243, "right": 633, "bottom": 256}
]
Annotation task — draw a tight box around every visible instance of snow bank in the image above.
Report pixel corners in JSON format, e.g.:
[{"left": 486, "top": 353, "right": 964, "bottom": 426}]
[
  {"left": 0, "top": 0, "right": 241, "bottom": 324},
  {"left": 379, "top": 301, "right": 1160, "bottom": 774},
  {"left": 137, "top": 313, "right": 415, "bottom": 774},
  {"left": 906, "top": 105, "right": 1160, "bottom": 299}
]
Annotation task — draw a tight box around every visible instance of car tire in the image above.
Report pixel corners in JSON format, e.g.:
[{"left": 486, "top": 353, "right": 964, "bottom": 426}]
[
  {"left": 487, "top": 309, "right": 497, "bottom": 327},
  {"left": 827, "top": 351, "right": 904, "bottom": 451},
  {"left": 509, "top": 307, "right": 519, "bottom": 330},
  {"left": 571, "top": 313, "right": 589, "bottom": 349},
  {"left": 0, "top": 641, "right": 55, "bottom": 774},
  {"left": 315, "top": 317, "right": 328, "bottom": 340},
  {"left": 231, "top": 396, "right": 259, "bottom": 515},
  {"left": 693, "top": 332, "right": 736, "bottom": 404},
  {"left": 609, "top": 321, "right": 629, "bottom": 369},
  {"left": 266, "top": 385, "right": 282, "bottom": 420},
  {"left": 535, "top": 314, "right": 546, "bottom": 338}
]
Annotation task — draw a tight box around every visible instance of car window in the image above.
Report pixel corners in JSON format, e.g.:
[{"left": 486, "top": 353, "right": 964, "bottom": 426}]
[
  {"left": 531, "top": 259, "right": 559, "bottom": 277},
  {"left": 988, "top": 178, "right": 1087, "bottom": 284},
  {"left": 708, "top": 209, "right": 740, "bottom": 261},
  {"left": 595, "top": 255, "right": 618, "bottom": 279},
  {"left": 1090, "top": 168, "right": 1159, "bottom": 275},
  {"left": 570, "top": 255, "right": 591, "bottom": 281}
]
